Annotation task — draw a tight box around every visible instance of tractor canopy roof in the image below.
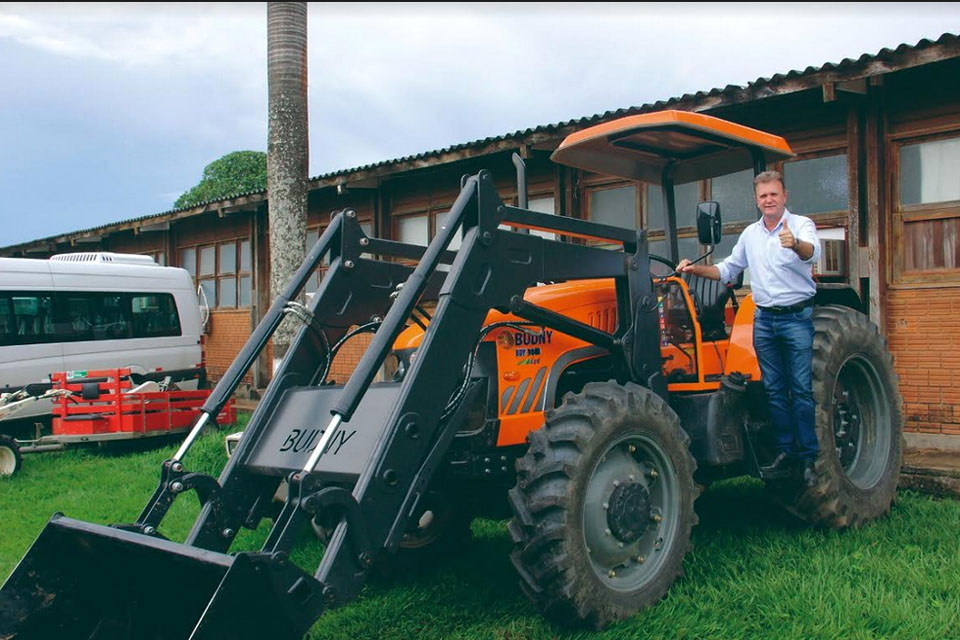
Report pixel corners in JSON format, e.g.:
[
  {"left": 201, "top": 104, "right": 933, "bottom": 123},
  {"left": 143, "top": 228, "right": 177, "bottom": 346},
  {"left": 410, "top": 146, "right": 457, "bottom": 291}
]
[{"left": 550, "top": 110, "right": 794, "bottom": 185}]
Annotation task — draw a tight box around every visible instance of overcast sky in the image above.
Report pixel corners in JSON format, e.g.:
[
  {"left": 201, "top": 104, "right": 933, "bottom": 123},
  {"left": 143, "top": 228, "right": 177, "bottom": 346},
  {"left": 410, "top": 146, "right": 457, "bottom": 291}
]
[{"left": 1, "top": 3, "right": 958, "bottom": 247}]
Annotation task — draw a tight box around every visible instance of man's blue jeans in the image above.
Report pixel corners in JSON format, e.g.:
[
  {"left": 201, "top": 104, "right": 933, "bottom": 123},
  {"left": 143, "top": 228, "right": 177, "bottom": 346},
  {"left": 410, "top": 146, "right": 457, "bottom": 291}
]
[{"left": 753, "top": 306, "right": 819, "bottom": 461}]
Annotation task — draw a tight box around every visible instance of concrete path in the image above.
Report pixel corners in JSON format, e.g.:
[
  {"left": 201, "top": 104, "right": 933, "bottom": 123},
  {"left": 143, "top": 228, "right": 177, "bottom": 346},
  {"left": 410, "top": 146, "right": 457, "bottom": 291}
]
[{"left": 901, "top": 449, "right": 960, "bottom": 498}]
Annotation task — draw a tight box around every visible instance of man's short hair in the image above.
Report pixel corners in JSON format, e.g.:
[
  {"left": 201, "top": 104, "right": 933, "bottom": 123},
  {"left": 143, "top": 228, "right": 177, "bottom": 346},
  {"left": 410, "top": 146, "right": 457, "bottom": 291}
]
[{"left": 753, "top": 170, "right": 785, "bottom": 191}]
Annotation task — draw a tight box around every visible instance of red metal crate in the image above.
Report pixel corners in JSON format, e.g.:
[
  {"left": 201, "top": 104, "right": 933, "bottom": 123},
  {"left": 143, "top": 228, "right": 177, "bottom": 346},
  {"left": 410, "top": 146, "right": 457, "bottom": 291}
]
[{"left": 51, "top": 369, "right": 235, "bottom": 437}]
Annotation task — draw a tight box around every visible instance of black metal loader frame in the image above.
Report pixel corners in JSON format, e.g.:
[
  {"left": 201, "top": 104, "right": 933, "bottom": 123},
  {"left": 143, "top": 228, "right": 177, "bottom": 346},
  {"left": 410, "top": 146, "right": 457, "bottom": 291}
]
[{"left": 0, "top": 170, "right": 664, "bottom": 640}]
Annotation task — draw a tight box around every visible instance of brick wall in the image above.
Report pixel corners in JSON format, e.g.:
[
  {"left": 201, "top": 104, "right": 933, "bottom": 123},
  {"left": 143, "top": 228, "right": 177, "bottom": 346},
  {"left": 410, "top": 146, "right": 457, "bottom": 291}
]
[
  {"left": 203, "top": 312, "right": 370, "bottom": 388},
  {"left": 886, "top": 288, "right": 960, "bottom": 436},
  {"left": 205, "top": 309, "right": 254, "bottom": 383},
  {"left": 328, "top": 331, "right": 372, "bottom": 384}
]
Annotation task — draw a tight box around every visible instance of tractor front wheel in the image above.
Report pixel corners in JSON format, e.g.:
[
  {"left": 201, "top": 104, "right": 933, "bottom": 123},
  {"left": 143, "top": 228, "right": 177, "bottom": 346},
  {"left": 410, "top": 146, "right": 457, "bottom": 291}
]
[{"left": 508, "top": 381, "right": 698, "bottom": 628}]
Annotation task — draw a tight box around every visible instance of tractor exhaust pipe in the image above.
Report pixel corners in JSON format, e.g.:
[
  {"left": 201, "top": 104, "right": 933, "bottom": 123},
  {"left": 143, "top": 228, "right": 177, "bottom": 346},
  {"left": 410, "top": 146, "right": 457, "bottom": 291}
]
[{"left": 512, "top": 152, "right": 529, "bottom": 211}]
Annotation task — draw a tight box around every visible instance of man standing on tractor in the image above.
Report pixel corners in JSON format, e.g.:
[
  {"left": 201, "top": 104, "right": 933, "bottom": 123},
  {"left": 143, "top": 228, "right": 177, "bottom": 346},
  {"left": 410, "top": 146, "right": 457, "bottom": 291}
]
[{"left": 677, "top": 170, "right": 821, "bottom": 487}]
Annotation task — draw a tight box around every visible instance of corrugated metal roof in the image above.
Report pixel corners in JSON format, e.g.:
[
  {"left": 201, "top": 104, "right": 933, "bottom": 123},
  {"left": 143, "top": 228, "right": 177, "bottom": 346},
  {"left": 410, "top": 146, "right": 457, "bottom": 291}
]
[{"left": 5, "top": 31, "right": 958, "bottom": 251}]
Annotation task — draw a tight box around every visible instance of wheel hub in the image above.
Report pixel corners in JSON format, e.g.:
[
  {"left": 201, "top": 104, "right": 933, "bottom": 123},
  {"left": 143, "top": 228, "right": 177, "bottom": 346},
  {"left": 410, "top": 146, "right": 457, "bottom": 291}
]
[
  {"left": 834, "top": 386, "right": 863, "bottom": 471},
  {"left": 606, "top": 482, "right": 651, "bottom": 544}
]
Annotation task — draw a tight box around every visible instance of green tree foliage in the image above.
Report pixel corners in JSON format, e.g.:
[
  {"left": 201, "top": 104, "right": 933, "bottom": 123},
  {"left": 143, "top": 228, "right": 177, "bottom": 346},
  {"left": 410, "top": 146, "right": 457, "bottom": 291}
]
[{"left": 174, "top": 151, "right": 267, "bottom": 209}]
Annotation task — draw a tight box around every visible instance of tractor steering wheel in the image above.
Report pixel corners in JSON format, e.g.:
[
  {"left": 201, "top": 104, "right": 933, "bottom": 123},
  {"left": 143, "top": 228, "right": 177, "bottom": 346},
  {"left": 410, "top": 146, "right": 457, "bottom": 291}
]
[{"left": 649, "top": 254, "right": 677, "bottom": 279}]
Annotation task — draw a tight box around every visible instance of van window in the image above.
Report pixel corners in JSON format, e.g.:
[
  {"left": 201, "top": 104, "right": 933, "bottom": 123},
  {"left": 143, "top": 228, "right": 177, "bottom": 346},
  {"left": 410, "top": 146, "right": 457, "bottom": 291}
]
[
  {"left": 60, "top": 293, "right": 132, "bottom": 341},
  {"left": 130, "top": 294, "right": 181, "bottom": 337},
  {"left": 0, "top": 291, "right": 181, "bottom": 346},
  {"left": 0, "top": 294, "right": 56, "bottom": 345}
]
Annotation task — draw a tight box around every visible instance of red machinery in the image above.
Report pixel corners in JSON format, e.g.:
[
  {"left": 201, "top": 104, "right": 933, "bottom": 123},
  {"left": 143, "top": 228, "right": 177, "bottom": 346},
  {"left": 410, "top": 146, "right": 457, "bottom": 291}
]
[
  {"left": 0, "top": 369, "right": 233, "bottom": 477},
  {"left": 51, "top": 369, "right": 235, "bottom": 439}
]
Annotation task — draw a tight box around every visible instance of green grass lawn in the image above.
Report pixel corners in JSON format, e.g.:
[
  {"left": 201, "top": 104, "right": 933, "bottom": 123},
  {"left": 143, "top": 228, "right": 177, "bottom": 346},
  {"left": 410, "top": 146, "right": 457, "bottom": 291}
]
[{"left": 2, "top": 430, "right": 958, "bottom": 640}]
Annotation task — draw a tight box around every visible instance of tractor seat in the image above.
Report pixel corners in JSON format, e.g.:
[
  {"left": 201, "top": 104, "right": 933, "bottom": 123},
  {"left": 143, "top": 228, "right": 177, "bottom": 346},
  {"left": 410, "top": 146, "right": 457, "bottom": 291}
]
[{"left": 682, "top": 273, "right": 733, "bottom": 342}]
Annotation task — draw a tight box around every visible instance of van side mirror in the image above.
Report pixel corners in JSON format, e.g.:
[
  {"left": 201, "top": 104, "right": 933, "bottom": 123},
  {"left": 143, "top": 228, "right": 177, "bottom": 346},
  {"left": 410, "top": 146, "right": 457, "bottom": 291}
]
[{"left": 696, "top": 201, "right": 722, "bottom": 245}]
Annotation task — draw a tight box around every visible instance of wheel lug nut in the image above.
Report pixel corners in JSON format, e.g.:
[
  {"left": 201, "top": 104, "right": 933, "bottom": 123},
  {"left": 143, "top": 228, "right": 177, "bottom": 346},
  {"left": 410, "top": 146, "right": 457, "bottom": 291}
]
[
  {"left": 652, "top": 514, "right": 662, "bottom": 523},
  {"left": 628, "top": 444, "right": 636, "bottom": 453},
  {"left": 628, "top": 474, "right": 635, "bottom": 481},
  {"left": 648, "top": 469, "right": 658, "bottom": 479},
  {"left": 613, "top": 480, "right": 619, "bottom": 487},
  {"left": 605, "top": 528, "right": 611, "bottom": 536},
  {"left": 608, "top": 569, "right": 616, "bottom": 578},
  {"left": 636, "top": 555, "right": 645, "bottom": 564},
  {"left": 603, "top": 503, "right": 609, "bottom": 510}
]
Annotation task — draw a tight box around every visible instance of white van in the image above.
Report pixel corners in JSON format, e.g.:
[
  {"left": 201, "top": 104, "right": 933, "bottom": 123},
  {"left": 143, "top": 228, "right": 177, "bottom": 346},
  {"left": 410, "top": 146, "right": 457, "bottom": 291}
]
[{"left": 0, "top": 253, "right": 203, "bottom": 422}]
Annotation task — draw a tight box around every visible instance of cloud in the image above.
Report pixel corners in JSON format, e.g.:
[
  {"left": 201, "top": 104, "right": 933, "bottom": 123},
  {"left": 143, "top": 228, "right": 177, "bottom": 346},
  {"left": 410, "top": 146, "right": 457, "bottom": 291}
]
[
  {"left": 0, "top": 3, "right": 264, "bottom": 68},
  {"left": 1, "top": 2, "right": 960, "bottom": 247}
]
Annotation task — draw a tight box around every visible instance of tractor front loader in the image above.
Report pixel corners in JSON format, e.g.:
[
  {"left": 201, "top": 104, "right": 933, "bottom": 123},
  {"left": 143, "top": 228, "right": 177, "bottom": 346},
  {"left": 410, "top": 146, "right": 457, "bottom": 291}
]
[{"left": 0, "top": 111, "right": 903, "bottom": 638}]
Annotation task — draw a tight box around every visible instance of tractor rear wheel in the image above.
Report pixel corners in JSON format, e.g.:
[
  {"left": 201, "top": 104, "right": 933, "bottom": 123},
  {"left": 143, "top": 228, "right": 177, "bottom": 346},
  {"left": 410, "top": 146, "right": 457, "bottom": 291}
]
[
  {"left": 0, "top": 435, "right": 22, "bottom": 477},
  {"left": 508, "top": 381, "right": 698, "bottom": 628},
  {"left": 770, "top": 305, "right": 903, "bottom": 527}
]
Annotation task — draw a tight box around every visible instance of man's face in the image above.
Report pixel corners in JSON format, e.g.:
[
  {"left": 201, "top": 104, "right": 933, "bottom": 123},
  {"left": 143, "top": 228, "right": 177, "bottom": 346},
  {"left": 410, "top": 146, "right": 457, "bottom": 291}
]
[{"left": 755, "top": 180, "right": 787, "bottom": 219}]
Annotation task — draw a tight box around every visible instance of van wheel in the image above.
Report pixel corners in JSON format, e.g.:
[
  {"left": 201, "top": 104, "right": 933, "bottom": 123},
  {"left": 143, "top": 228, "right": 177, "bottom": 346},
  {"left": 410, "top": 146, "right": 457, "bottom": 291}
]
[
  {"left": 508, "top": 381, "right": 698, "bottom": 628},
  {"left": 769, "top": 306, "right": 903, "bottom": 527},
  {"left": 0, "top": 435, "right": 22, "bottom": 477}
]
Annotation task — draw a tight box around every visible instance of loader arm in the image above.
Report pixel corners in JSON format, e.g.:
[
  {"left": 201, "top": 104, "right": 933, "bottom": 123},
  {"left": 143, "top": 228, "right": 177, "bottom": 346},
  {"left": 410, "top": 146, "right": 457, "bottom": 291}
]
[{"left": 0, "top": 170, "right": 663, "bottom": 640}]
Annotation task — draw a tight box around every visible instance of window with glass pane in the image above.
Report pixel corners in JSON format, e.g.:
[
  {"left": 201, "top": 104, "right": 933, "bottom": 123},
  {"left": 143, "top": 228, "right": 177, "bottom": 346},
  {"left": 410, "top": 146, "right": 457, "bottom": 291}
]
[
  {"left": 710, "top": 169, "right": 757, "bottom": 222},
  {"left": 435, "top": 211, "right": 462, "bottom": 250},
  {"left": 0, "top": 297, "right": 12, "bottom": 345},
  {"left": 199, "top": 280, "right": 216, "bottom": 309},
  {"left": 678, "top": 236, "right": 701, "bottom": 263},
  {"left": 645, "top": 235, "right": 703, "bottom": 266},
  {"left": 650, "top": 183, "right": 701, "bottom": 230},
  {"left": 130, "top": 294, "right": 181, "bottom": 337},
  {"left": 588, "top": 185, "right": 636, "bottom": 229},
  {"left": 7, "top": 294, "right": 55, "bottom": 344},
  {"left": 647, "top": 185, "right": 666, "bottom": 231},
  {"left": 219, "top": 277, "right": 237, "bottom": 308},
  {"left": 674, "top": 182, "right": 701, "bottom": 229},
  {"left": 239, "top": 276, "right": 252, "bottom": 307},
  {"left": 199, "top": 246, "right": 216, "bottom": 277},
  {"left": 397, "top": 215, "right": 429, "bottom": 246},
  {"left": 180, "top": 248, "right": 196, "bottom": 277},
  {"left": 91, "top": 294, "right": 130, "bottom": 340},
  {"left": 219, "top": 243, "right": 236, "bottom": 275},
  {"left": 900, "top": 137, "right": 960, "bottom": 206},
  {"left": 527, "top": 196, "right": 556, "bottom": 240},
  {"left": 240, "top": 241, "right": 251, "bottom": 272},
  {"left": 783, "top": 154, "right": 849, "bottom": 214}
]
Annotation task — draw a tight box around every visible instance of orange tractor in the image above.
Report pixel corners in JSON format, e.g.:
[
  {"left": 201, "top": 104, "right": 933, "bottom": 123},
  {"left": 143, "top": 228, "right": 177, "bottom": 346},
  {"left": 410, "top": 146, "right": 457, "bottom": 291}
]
[{"left": 1, "top": 111, "right": 901, "bottom": 637}]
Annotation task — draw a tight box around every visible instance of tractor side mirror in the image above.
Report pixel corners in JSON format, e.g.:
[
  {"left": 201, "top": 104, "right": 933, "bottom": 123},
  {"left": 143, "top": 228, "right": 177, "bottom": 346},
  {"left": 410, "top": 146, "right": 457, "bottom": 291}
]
[{"left": 696, "top": 201, "right": 722, "bottom": 246}]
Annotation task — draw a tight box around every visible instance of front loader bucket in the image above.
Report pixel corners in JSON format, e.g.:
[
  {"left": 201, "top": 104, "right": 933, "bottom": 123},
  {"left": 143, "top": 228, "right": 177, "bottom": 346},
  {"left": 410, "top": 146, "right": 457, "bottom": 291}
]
[{"left": 0, "top": 515, "right": 324, "bottom": 640}]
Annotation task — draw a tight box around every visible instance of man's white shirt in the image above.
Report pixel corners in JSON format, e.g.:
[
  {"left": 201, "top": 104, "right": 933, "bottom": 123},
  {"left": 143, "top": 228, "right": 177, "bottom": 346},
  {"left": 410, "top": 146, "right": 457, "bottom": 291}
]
[{"left": 714, "top": 209, "right": 821, "bottom": 308}]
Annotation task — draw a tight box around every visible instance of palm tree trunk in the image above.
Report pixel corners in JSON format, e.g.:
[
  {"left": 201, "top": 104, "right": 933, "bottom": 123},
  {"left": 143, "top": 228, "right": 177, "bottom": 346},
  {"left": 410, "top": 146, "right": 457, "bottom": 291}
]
[{"left": 267, "top": 2, "right": 308, "bottom": 371}]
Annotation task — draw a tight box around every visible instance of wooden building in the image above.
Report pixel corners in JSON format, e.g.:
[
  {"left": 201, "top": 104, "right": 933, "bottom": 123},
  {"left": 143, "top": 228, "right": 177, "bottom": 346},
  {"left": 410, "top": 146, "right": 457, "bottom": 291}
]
[{"left": 4, "top": 33, "right": 960, "bottom": 450}]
